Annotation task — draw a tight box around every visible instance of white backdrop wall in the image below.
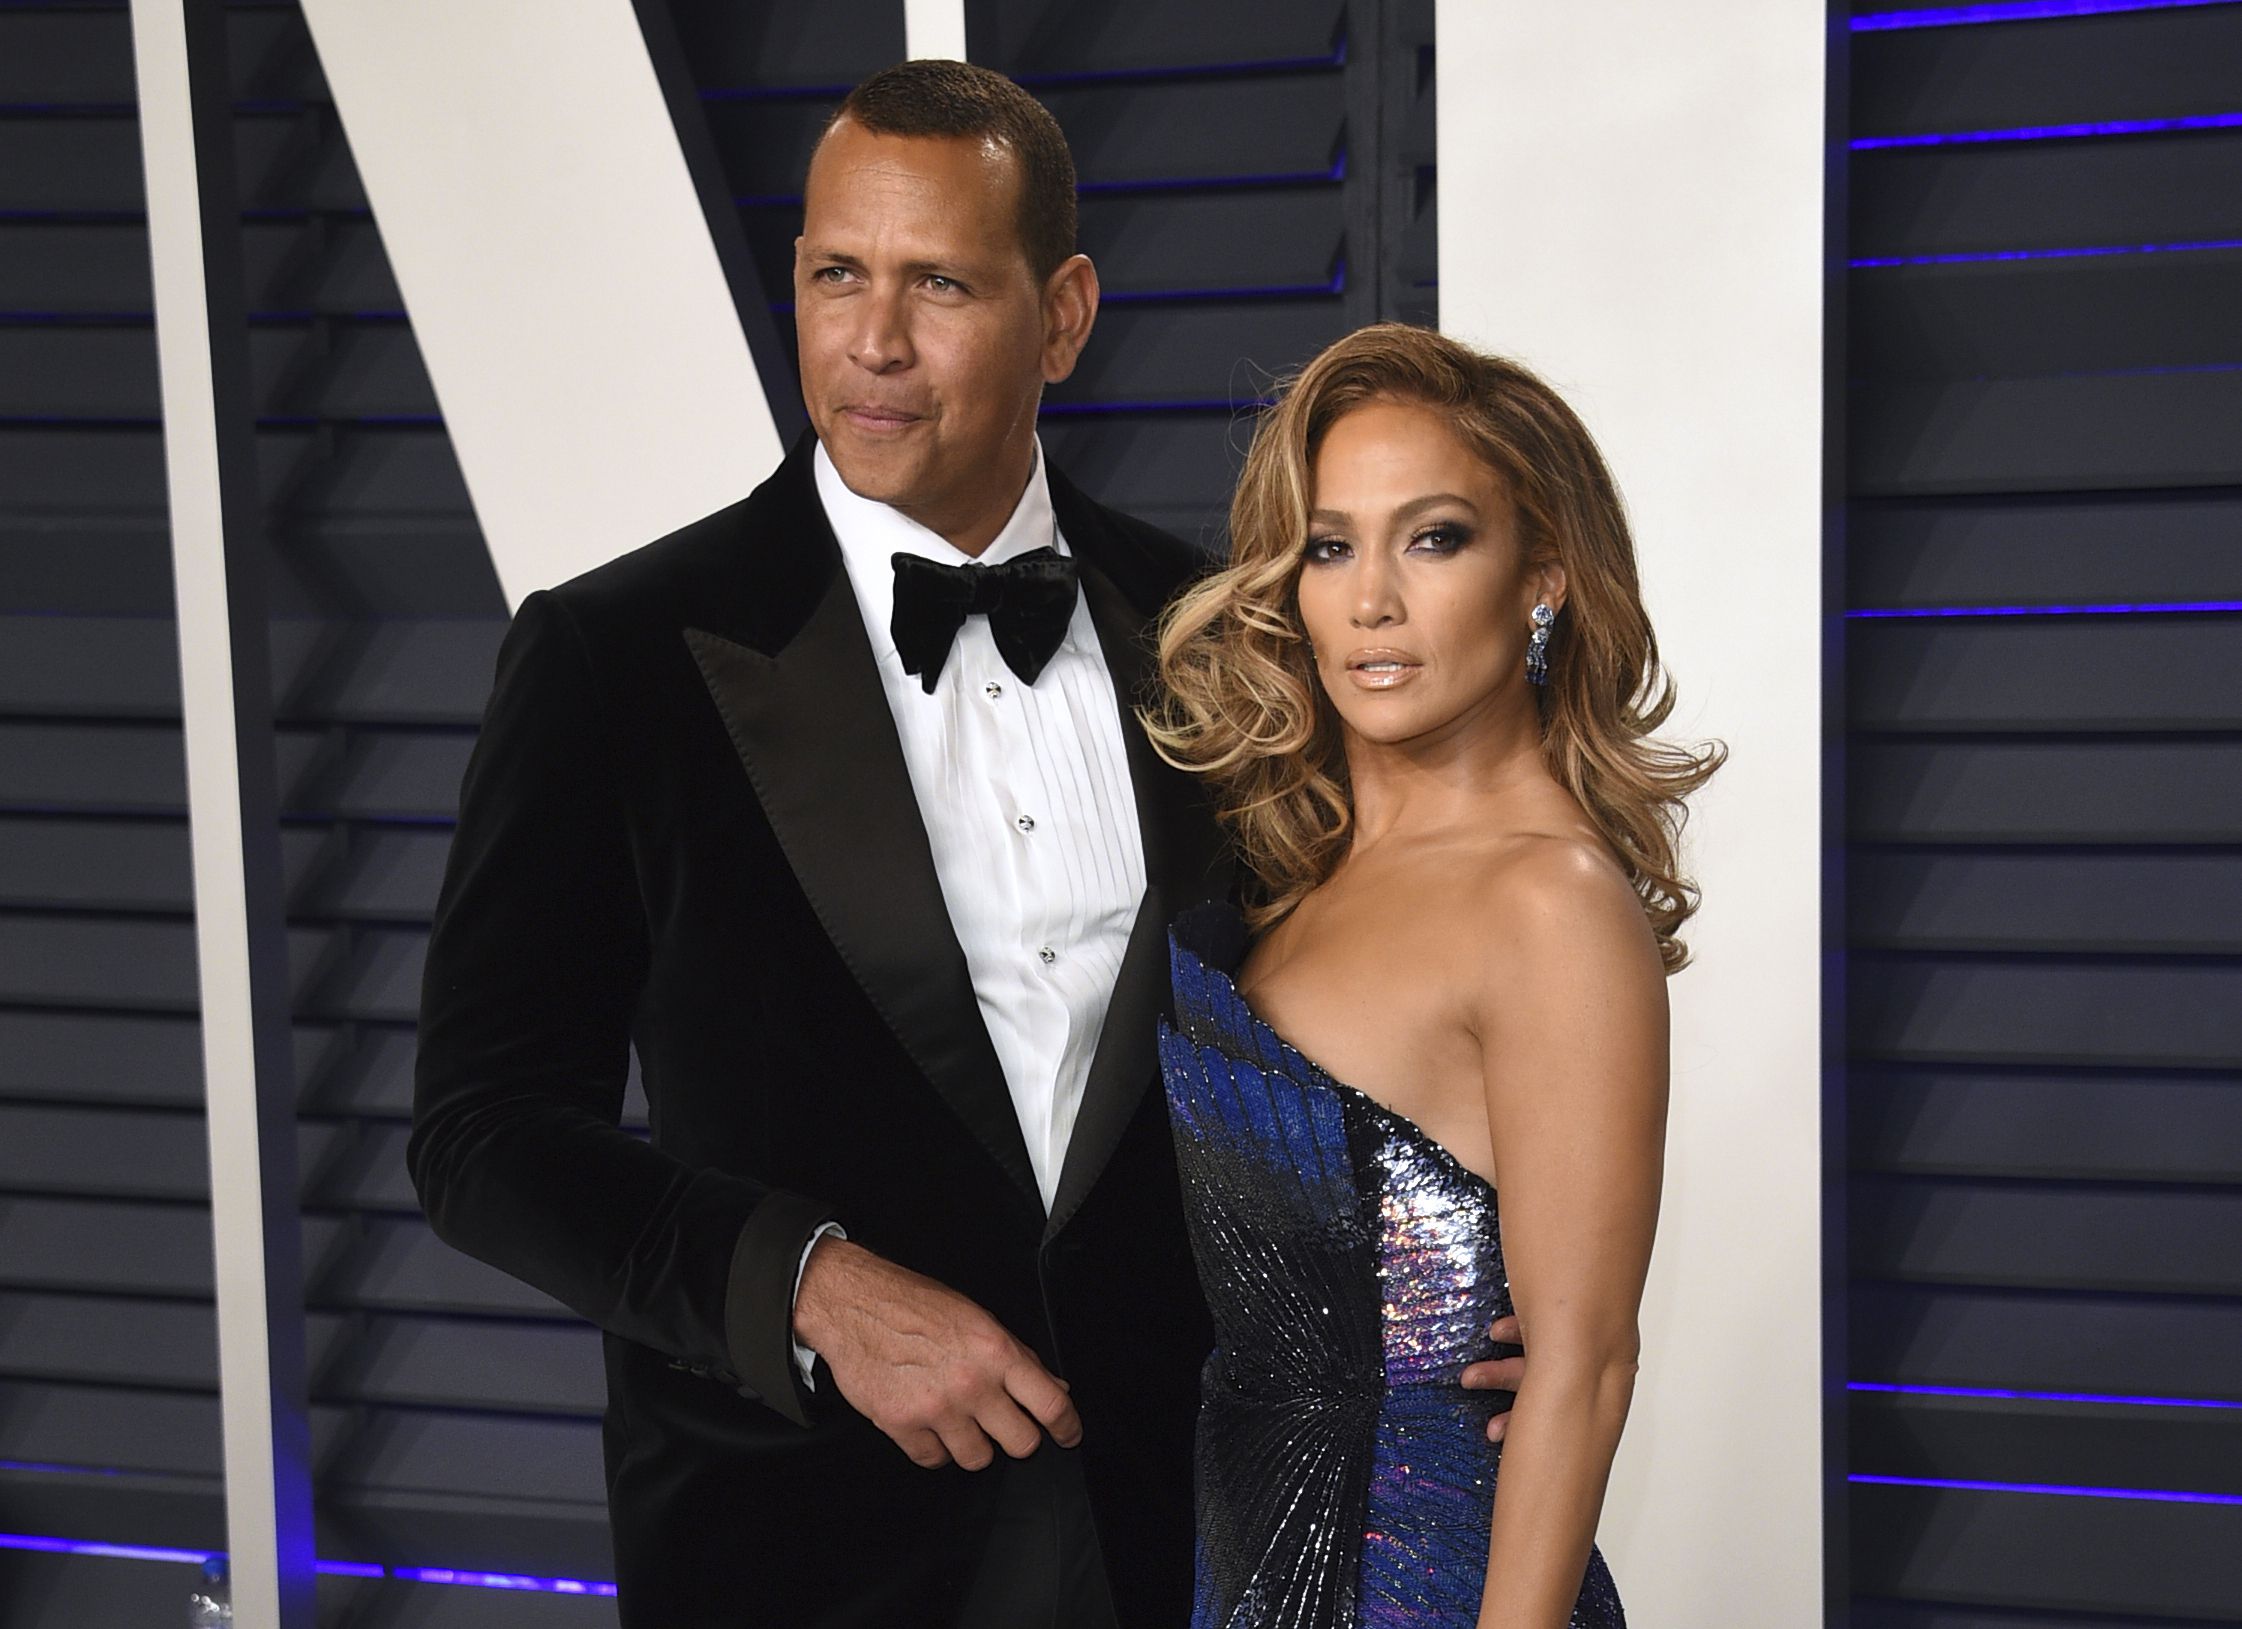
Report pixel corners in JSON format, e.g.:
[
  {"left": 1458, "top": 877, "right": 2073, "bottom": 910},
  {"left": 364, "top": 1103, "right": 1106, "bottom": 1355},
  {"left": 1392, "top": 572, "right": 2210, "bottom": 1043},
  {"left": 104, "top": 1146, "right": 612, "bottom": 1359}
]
[
  {"left": 298, "top": 0, "right": 786, "bottom": 608},
  {"left": 1436, "top": 3, "right": 1830, "bottom": 1622}
]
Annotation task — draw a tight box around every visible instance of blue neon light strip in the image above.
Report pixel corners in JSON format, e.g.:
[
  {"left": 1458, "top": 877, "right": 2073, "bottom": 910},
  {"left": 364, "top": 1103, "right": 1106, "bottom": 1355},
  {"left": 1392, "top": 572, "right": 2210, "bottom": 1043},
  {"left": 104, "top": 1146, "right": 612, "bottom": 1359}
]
[
  {"left": 0, "top": 1533, "right": 617, "bottom": 1595},
  {"left": 1848, "top": 599, "right": 2242, "bottom": 618},
  {"left": 1854, "top": 110, "right": 2242, "bottom": 150},
  {"left": 397, "top": 1568, "right": 618, "bottom": 1595},
  {"left": 0, "top": 1534, "right": 210, "bottom": 1566},
  {"left": 319, "top": 1560, "right": 389, "bottom": 1579},
  {"left": 1851, "top": 1381, "right": 2242, "bottom": 1409},
  {"left": 1850, "top": 1474, "right": 2242, "bottom": 1505},
  {"left": 1852, "top": 235, "right": 2242, "bottom": 268},
  {"left": 1853, "top": 0, "right": 2242, "bottom": 29}
]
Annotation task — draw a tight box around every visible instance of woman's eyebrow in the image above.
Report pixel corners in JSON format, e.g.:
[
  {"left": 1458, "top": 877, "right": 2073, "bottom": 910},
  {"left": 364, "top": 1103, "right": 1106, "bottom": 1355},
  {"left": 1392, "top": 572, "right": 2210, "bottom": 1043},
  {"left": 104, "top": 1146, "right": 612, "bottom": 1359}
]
[{"left": 1309, "top": 493, "right": 1481, "bottom": 527}]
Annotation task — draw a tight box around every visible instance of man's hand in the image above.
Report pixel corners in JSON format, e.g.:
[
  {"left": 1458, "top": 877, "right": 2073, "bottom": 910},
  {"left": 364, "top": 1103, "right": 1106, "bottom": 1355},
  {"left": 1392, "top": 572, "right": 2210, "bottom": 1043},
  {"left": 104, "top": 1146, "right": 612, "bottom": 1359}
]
[
  {"left": 1460, "top": 1314, "right": 1526, "bottom": 1441},
  {"left": 793, "top": 1237, "right": 1081, "bottom": 1470}
]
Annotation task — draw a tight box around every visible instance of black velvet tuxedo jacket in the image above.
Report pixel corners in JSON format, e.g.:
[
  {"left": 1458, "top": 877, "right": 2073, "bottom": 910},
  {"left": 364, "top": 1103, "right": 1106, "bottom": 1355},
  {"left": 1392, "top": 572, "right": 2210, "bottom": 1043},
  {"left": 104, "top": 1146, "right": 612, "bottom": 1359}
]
[{"left": 410, "top": 434, "right": 1227, "bottom": 1627}]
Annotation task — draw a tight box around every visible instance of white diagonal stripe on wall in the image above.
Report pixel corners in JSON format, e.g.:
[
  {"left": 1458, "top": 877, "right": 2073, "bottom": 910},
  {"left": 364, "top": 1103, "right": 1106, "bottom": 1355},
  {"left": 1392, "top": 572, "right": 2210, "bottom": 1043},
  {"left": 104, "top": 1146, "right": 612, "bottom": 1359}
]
[
  {"left": 298, "top": 0, "right": 785, "bottom": 609},
  {"left": 905, "top": 0, "right": 969, "bottom": 62}
]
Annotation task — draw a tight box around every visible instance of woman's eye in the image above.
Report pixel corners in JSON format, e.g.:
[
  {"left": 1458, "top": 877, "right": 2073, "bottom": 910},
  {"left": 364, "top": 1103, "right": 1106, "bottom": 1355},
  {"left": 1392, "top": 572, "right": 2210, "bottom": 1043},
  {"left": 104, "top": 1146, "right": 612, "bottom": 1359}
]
[
  {"left": 1304, "top": 536, "right": 1349, "bottom": 563},
  {"left": 1410, "top": 525, "right": 1469, "bottom": 554}
]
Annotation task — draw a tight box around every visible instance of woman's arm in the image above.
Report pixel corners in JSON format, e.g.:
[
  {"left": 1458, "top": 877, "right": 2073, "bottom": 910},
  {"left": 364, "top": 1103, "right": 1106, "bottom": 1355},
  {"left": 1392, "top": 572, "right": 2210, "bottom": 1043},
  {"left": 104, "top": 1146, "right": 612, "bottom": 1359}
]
[{"left": 1468, "top": 840, "right": 1670, "bottom": 1629}]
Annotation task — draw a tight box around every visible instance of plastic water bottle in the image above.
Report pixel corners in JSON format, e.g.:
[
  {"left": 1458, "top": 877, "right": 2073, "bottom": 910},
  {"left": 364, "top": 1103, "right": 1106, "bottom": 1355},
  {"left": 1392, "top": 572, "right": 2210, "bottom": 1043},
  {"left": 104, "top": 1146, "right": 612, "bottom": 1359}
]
[{"left": 187, "top": 1555, "right": 231, "bottom": 1626}]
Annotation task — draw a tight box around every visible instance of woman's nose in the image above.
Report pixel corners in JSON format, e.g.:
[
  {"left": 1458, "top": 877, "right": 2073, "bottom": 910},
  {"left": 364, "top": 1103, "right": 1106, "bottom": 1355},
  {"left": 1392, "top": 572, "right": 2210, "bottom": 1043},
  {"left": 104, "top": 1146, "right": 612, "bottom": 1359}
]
[{"left": 1351, "top": 558, "right": 1402, "bottom": 628}]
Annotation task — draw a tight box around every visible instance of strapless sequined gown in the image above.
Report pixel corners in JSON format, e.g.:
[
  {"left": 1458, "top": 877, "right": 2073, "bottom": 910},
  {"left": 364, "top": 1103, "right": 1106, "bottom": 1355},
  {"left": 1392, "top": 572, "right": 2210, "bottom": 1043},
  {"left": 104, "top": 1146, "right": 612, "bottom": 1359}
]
[{"left": 1158, "top": 909, "right": 1625, "bottom": 1629}]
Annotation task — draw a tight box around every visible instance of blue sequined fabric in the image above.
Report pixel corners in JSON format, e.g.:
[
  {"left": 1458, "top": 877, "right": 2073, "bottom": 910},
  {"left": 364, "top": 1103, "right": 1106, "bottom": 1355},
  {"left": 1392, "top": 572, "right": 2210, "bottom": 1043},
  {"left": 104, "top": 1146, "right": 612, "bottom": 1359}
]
[{"left": 1160, "top": 911, "right": 1624, "bottom": 1629}]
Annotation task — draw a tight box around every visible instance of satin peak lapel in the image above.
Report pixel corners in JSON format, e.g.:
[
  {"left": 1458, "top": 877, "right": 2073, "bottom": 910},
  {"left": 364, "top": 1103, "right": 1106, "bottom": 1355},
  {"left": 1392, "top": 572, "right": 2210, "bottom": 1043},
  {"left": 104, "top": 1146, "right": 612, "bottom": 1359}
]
[{"left": 684, "top": 577, "right": 1041, "bottom": 1208}]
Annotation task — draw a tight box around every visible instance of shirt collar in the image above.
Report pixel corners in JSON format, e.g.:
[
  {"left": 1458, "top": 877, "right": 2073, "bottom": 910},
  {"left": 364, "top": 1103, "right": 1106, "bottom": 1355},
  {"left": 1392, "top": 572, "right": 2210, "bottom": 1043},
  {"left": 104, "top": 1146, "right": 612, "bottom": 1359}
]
[{"left": 815, "top": 437, "right": 1067, "bottom": 661}]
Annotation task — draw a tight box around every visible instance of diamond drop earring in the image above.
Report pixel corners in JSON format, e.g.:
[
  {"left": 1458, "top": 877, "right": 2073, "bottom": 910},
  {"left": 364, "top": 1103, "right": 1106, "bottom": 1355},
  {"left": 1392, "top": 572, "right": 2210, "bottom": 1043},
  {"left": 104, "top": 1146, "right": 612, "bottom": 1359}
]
[{"left": 1525, "top": 603, "right": 1554, "bottom": 686}]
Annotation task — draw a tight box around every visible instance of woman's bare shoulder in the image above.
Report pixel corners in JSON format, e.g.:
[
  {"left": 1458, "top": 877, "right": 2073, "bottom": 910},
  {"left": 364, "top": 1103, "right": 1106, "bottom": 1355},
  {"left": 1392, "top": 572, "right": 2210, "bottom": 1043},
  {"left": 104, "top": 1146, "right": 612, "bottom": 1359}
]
[
  {"left": 1405, "top": 828, "right": 1662, "bottom": 1028},
  {"left": 1448, "top": 828, "right": 1644, "bottom": 944}
]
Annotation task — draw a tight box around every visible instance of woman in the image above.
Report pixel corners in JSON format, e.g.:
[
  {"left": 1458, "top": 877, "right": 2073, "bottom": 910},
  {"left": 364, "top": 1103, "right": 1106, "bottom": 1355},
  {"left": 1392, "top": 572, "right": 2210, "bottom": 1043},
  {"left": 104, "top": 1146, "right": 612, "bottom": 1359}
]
[{"left": 1145, "top": 323, "right": 1721, "bottom": 1628}]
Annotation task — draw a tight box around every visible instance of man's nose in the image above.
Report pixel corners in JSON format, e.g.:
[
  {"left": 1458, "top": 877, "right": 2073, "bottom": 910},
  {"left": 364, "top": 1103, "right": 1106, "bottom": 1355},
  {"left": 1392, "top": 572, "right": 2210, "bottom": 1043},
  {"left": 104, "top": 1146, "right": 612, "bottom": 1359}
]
[{"left": 850, "top": 287, "right": 913, "bottom": 373}]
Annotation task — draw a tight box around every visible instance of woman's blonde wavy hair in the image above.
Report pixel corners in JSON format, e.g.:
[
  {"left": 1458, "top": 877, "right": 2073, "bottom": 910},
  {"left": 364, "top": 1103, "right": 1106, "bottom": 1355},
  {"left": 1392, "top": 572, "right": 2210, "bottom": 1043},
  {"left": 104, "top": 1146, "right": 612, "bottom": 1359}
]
[{"left": 1143, "top": 323, "right": 1723, "bottom": 972}]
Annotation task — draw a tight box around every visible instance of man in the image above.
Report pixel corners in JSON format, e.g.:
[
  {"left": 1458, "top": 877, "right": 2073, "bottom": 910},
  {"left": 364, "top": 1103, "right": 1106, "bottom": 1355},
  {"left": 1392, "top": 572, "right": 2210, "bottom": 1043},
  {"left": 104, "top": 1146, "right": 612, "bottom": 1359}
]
[
  {"left": 412, "top": 61, "right": 1222, "bottom": 1627},
  {"left": 413, "top": 58, "right": 1522, "bottom": 1629}
]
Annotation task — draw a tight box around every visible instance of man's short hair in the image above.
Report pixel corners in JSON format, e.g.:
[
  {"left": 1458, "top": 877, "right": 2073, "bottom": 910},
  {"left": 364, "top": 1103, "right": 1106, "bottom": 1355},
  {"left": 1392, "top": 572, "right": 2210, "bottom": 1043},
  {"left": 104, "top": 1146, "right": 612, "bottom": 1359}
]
[{"left": 821, "top": 60, "right": 1078, "bottom": 284}]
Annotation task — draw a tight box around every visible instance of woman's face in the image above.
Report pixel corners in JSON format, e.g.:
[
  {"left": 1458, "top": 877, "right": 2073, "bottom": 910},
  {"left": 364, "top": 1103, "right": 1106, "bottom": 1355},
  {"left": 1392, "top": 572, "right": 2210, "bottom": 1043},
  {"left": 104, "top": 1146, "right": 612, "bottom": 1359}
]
[{"left": 1294, "top": 397, "right": 1563, "bottom": 752}]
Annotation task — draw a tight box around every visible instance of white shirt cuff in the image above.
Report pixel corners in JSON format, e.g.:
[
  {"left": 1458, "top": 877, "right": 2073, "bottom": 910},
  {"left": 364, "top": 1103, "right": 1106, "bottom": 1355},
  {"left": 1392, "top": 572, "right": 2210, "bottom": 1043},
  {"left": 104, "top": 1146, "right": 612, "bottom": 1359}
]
[{"left": 791, "top": 1222, "right": 847, "bottom": 1388}]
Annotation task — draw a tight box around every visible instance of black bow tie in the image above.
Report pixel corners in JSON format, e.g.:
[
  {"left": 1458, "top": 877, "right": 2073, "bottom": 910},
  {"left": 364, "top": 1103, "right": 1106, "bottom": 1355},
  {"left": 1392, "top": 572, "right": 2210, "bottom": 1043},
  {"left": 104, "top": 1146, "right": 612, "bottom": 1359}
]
[{"left": 890, "top": 547, "right": 1080, "bottom": 695}]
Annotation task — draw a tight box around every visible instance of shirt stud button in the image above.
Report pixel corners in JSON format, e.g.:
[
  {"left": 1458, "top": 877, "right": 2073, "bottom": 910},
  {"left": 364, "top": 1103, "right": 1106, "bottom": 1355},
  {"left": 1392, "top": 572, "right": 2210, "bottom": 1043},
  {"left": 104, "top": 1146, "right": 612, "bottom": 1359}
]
[
  {"left": 1038, "top": 946, "right": 1056, "bottom": 965},
  {"left": 984, "top": 681, "right": 1003, "bottom": 700},
  {"left": 1015, "top": 815, "right": 1036, "bottom": 833}
]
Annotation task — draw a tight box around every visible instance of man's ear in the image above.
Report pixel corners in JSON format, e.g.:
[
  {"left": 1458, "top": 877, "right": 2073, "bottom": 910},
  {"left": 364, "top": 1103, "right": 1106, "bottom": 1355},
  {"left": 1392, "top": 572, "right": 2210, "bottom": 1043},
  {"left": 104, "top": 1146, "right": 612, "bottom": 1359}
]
[{"left": 1041, "top": 254, "right": 1100, "bottom": 386}]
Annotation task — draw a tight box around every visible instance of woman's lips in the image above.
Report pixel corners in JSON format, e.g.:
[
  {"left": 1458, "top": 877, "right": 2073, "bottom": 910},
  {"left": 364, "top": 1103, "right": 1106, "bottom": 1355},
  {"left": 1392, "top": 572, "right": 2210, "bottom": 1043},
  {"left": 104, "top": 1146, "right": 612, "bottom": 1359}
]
[{"left": 1342, "top": 651, "right": 1422, "bottom": 690}]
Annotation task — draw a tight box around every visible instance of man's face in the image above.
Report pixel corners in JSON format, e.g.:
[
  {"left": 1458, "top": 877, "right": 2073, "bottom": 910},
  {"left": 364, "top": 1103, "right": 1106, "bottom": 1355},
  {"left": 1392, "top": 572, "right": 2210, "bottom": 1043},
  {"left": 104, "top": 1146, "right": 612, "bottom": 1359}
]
[{"left": 794, "top": 120, "right": 1058, "bottom": 543}]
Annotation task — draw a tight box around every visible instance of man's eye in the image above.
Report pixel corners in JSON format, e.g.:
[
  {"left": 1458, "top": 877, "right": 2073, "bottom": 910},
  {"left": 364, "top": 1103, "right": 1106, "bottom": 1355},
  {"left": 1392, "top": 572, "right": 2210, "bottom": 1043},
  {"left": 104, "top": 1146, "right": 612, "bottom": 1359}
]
[{"left": 925, "top": 275, "right": 959, "bottom": 293}]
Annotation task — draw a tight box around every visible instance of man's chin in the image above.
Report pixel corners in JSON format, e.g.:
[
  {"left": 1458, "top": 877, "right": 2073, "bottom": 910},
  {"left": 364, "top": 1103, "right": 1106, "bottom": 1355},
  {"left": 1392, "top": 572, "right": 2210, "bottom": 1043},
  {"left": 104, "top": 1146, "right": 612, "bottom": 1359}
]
[{"left": 820, "top": 432, "right": 924, "bottom": 507}]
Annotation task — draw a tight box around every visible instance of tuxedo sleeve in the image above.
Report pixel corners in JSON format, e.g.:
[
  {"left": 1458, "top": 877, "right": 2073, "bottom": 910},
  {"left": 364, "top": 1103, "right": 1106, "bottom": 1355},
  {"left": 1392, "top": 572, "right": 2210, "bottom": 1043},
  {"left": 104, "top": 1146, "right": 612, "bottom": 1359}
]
[{"left": 409, "top": 589, "right": 832, "bottom": 1425}]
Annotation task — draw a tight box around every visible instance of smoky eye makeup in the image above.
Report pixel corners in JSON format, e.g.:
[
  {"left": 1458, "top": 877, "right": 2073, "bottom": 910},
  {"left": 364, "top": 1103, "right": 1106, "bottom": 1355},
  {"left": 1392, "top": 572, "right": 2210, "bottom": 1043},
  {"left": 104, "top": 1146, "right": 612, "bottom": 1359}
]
[{"left": 1408, "top": 521, "right": 1475, "bottom": 553}]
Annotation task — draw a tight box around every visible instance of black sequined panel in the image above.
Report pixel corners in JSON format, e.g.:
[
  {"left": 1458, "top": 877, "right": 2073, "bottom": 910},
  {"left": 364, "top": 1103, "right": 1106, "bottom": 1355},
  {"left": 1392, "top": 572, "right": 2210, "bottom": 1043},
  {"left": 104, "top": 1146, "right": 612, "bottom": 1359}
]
[{"left": 1161, "top": 912, "right": 1625, "bottom": 1629}]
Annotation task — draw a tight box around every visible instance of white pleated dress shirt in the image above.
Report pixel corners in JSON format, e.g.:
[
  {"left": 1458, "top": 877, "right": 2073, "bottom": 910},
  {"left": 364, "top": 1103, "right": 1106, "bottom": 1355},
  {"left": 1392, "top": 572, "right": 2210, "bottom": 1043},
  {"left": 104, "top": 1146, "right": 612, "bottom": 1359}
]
[{"left": 815, "top": 437, "right": 1149, "bottom": 1208}]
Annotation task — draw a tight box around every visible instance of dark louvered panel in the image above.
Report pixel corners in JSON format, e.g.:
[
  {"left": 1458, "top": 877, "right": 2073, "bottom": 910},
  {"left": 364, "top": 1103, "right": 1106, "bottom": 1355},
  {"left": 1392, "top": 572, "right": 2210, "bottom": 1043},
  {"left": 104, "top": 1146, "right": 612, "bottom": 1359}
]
[
  {"left": 1851, "top": 1483, "right": 2242, "bottom": 1623},
  {"left": 202, "top": 2, "right": 617, "bottom": 1598},
  {"left": 0, "top": 5, "right": 322, "bottom": 104},
  {"left": 0, "top": 320, "right": 437, "bottom": 419},
  {"left": 1851, "top": 1069, "right": 2242, "bottom": 1183},
  {"left": 1851, "top": 1282, "right": 2242, "bottom": 1402},
  {"left": 1850, "top": 738, "right": 2242, "bottom": 844},
  {"left": 1851, "top": 490, "right": 2242, "bottom": 610},
  {"left": 1848, "top": 851, "right": 2242, "bottom": 954},
  {"left": 3, "top": 0, "right": 613, "bottom": 1613},
  {"left": 0, "top": 0, "right": 231, "bottom": 1593},
  {"left": 666, "top": 0, "right": 903, "bottom": 88},
  {"left": 1853, "top": 131, "right": 2242, "bottom": 260},
  {"left": 0, "top": 218, "right": 403, "bottom": 315},
  {"left": 1853, "top": 1174, "right": 2242, "bottom": 1295},
  {"left": 1853, "top": 1389, "right": 2242, "bottom": 1497},
  {"left": 1846, "top": 3, "right": 2242, "bottom": 1622},
  {"left": 1852, "top": 954, "right": 2242, "bottom": 1067},
  {"left": 1854, "top": 4, "right": 2242, "bottom": 136},
  {"left": 975, "top": 0, "right": 1427, "bottom": 541}
]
